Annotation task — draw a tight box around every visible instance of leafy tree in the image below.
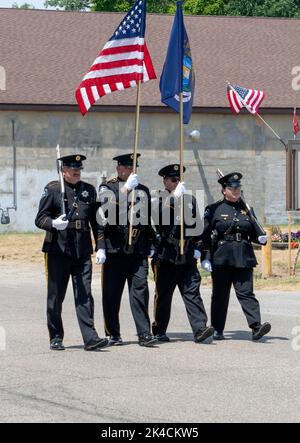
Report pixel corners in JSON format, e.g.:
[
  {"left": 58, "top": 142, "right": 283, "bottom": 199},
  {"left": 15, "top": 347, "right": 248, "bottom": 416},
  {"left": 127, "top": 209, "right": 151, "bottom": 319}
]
[
  {"left": 91, "top": 1, "right": 175, "bottom": 13},
  {"left": 12, "top": 2, "right": 35, "bottom": 8},
  {"left": 44, "top": 0, "right": 300, "bottom": 17},
  {"left": 44, "top": 0, "right": 90, "bottom": 10}
]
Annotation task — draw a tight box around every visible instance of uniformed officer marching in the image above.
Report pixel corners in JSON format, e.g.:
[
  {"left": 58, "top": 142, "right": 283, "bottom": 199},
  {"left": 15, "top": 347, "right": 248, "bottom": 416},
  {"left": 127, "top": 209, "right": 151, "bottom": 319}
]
[
  {"left": 201, "top": 172, "right": 271, "bottom": 341},
  {"left": 35, "top": 154, "right": 108, "bottom": 351},
  {"left": 151, "top": 164, "right": 214, "bottom": 343},
  {"left": 97, "top": 153, "right": 157, "bottom": 347}
]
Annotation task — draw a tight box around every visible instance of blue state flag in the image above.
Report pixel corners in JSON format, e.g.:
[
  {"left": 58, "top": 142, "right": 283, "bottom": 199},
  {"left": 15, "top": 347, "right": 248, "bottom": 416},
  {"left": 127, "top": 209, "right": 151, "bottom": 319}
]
[{"left": 160, "top": 1, "right": 195, "bottom": 124}]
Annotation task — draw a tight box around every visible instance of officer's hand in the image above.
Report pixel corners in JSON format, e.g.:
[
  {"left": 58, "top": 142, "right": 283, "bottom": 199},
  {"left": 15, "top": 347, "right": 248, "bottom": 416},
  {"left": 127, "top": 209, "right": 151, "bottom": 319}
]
[
  {"left": 201, "top": 259, "right": 212, "bottom": 273},
  {"left": 96, "top": 249, "right": 106, "bottom": 265},
  {"left": 52, "top": 214, "right": 69, "bottom": 231},
  {"left": 258, "top": 235, "right": 268, "bottom": 245},
  {"left": 124, "top": 173, "right": 139, "bottom": 191},
  {"left": 149, "top": 249, "right": 155, "bottom": 258},
  {"left": 173, "top": 181, "right": 186, "bottom": 199}
]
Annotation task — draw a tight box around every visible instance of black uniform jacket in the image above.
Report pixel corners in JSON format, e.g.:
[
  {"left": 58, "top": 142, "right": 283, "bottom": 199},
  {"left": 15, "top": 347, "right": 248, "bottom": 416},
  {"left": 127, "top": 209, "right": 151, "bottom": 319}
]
[
  {"left": 98, "top": 177, "right": 155, "bottom": 256},
  {"left": 153, "top": 190, "right": 202, "bottom": 265},
  {"left": 35, "top": 180, "right": 103, "bottom": 258},
  {"left": 201, "top": 198, "right": 260, "bottom": 268}
]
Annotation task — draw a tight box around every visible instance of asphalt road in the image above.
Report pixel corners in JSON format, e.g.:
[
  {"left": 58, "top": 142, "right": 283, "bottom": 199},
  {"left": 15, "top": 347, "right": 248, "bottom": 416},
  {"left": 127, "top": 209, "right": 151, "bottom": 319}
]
[{"left": 0, "top": 262, "right": 299, "bottom": 423}]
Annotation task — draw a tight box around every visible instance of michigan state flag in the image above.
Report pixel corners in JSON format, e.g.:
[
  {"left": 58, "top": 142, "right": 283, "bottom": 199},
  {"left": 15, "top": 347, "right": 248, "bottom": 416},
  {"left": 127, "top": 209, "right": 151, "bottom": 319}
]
[{"left": 160, "top": 1, "right": 195, "bottom": 124}]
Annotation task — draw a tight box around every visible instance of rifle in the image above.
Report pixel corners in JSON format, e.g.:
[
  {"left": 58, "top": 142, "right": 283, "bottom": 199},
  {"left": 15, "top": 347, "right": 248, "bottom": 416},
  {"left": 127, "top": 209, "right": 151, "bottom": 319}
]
[
  {"left": 56, "top": 144, "right": 66, "bottom": 215},
  {"left": 216, "top": 168, "right": 266, "bottom": 237}
]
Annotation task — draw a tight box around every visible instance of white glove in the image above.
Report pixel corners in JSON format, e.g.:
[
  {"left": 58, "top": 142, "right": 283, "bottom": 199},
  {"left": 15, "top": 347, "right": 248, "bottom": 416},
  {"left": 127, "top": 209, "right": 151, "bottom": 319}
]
[
  {"left": 124, "top": 173, "right": 139, "bottom": 191},
  {"left": 173, "top": 181, "right": 186, "bottom": 198},
  {"left": 201, "top": 259, "right": 212, "bottom": 273},
  {"left": 52, "top": 214, "right": 69, "bottom": 231},
  {"left": 258, "top": 235, "right": 268, "bottom": 244},
  {"left": 149, "top": 249, "right": 155, "bottom": 258},
  {"left": 96, "top": 249, "right": 106, "bottom": 265},
  {"left": 194, "top": 250, "right": 201, "bottom": 260}
]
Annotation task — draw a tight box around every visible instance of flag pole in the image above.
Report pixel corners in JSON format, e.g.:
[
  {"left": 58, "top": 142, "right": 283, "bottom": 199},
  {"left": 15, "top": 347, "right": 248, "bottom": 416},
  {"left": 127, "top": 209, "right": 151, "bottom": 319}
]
[
  {"left": 179, "top": 92, "right": 185, "bottom": 255},
  {"left": 227, "top": 82, "right": 287, "bottom": 149},
  {"left": 129, "top": 80, "right": 141, "bottom": 246},
  {"left": 294, "top": 107, "right": 297, "bottom": 140}
]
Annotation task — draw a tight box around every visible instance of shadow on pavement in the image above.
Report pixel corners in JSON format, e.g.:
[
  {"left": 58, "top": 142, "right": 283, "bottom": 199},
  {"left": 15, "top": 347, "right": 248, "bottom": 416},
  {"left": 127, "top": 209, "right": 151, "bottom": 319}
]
[{"left": 225, "top": 330, "right": 290, "bottom": 342}]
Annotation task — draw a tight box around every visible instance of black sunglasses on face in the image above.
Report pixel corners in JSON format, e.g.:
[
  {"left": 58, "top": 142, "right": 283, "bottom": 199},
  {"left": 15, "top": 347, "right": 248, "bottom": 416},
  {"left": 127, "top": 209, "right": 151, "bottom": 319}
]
[{"left": 164, "top": 176, "right": 180, "bottom": 183}]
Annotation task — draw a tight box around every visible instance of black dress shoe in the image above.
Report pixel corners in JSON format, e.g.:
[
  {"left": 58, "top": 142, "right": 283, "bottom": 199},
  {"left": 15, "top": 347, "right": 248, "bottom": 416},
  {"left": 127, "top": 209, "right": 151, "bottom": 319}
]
[
  {"left": 156, "top": 333, "right": 170, "bottom": 343},
  {"left": 50, "top": 337, "right": 65, "bottom": 351},
  {"left": 213, "top": 331, "right": 226, "bottom": 341},
  {"left": 108, "top": 336, "right": 123, "bottom": 346},
  {"left": 252, "top": 322, "right": 271, "bottom": 341},
  {"left": 138, "top": 334, "right": 158, "bottom": 347},
  {"left": 195, "top": 326, "right": 214, "bottom": 343},
  {"left": 84, "top": 337, "right": 108, "bottom": 351}
]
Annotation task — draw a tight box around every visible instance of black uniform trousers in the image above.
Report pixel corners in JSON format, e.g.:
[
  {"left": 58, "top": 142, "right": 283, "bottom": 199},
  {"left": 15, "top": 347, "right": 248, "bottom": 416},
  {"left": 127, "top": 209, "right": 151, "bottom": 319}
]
[
  {"left": 45, "top": 253, "right": 99, "bottom": 344},
  {"left": 211, "top": 266, "right": 261, "bottom": 333},
  {"left": 152, "top": 260, "right": 208, "bottom": 337},
  {"left": 102, "top": 254, "right": 151, "bottom": 337}
]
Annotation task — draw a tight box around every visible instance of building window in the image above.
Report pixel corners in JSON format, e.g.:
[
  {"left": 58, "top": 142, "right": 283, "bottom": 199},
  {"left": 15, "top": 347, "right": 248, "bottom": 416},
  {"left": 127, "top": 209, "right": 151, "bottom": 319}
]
[{"left": 286, "top": 140, "right": 300, "bottom": 210}]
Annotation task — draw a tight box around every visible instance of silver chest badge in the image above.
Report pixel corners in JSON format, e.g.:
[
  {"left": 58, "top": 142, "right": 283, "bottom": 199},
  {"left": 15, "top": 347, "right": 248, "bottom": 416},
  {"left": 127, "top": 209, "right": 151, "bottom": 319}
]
[{"left": 81, "top": 190, "right": 89, "bottom": 198}]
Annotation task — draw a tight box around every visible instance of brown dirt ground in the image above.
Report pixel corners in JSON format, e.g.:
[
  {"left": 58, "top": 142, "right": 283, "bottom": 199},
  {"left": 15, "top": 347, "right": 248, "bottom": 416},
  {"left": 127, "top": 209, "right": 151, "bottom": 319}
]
[{"left": 0, "top": 233, "right": 299, "bottom": 291}]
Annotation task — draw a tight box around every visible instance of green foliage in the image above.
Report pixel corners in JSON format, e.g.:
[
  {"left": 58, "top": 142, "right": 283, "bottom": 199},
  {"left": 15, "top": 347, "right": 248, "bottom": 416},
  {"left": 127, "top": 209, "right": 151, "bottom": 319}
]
[
  {"left": 184, "top": 0, "right": 300, "bottom": 16},
  {"left": 43, "top": 0, "right": 300, "bottom": 17},
  {"left": 12, "top": 2, "right": 35, "bottom": 8},
  {"left": 91, "top": 1, "right": 175, "bottom": 13},
  {"left": 44, "top": 0, "right": 90, "bottom": 10}
]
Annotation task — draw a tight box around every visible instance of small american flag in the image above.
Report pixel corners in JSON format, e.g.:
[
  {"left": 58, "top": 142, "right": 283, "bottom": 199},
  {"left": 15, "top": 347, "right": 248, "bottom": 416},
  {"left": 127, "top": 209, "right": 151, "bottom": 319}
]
[
  {"left": 293, "top": 107, "right": 299, "bottom": 137},
  {"left": 76, "top": 0, "right": 156, "bottom": 116},
  {"left": 227, "top": 84, "right": 265, "bottom": 115}
]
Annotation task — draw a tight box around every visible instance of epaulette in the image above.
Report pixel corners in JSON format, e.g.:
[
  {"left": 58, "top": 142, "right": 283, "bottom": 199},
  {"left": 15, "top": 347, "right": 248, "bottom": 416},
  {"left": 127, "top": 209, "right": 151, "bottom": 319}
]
[
  {"left": 46, "top": 180, "right": 59, "bottom": 188},
  {"left": 207, "top": 199, "right": 223, "bottom": 209},
  {"left": 107, "top": 177, "right": 118, "bottom": 184}
]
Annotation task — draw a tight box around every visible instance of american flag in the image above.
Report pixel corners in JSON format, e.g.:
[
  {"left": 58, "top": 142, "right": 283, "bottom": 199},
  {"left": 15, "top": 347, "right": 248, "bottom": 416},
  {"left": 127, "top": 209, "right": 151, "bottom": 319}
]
[
  {"left": 75, "top": 0, "right": 156, "bottom": 116},
  {"left": 227, "top": 84, "right": 265, "bottom": 115},
  {"left": 293, "top": 107, "right": 299, "bottom": 136}
]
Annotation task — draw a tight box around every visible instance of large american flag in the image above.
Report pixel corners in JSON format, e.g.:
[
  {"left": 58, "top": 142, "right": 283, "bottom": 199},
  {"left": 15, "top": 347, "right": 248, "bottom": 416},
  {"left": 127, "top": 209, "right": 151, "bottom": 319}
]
[
  {"left": 75, "top": 0, "right": 156, "bottom": 116},
  {"left": 227, "top": 83, "right": 265, "bottom": 115}
]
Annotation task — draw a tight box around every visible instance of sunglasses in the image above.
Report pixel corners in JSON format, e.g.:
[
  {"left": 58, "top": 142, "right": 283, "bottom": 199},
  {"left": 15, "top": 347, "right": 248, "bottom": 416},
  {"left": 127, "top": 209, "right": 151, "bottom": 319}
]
[{"left": 164, "top": 176, "right": 180, "bottom": 183}]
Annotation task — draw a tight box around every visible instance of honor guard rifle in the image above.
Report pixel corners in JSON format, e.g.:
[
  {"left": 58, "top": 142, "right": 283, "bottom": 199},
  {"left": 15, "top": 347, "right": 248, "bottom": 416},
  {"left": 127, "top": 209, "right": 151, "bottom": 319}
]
[{"left": 56, "top": 144, "right": 66, "bottom": 216}]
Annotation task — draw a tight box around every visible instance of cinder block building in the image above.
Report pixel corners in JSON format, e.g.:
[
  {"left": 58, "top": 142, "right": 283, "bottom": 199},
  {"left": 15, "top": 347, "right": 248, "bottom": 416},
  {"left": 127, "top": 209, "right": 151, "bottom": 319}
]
[{"left": 0, "top": 8, "right": 299, "bottom": 231}]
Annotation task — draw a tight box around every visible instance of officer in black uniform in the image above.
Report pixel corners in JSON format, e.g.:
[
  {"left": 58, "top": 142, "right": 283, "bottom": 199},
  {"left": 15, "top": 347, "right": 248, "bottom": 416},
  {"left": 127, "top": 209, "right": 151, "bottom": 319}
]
[
  {"left": 201, "top": 172, "right": 271, "bottom": 341},
  {"left": 35, "top": 154, "right": 108, "bottom": 351},
  {"left": 151, "top": 164, "right": 214, "bottom": 343},
  {"left": 97, "top": 153, "right": 157, "bottom": 347}
]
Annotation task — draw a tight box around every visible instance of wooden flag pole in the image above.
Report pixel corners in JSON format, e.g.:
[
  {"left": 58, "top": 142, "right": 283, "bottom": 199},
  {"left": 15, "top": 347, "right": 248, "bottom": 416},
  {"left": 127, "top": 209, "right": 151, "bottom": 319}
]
[
  {"left": 179, "top": 92, "right": 185, "bottom": 255},
  {"left": 129, "top": 80, "right": 141, "bottom": 246},
  {"left": 227, "top": 82, "right": 287, "bottom": 149}
]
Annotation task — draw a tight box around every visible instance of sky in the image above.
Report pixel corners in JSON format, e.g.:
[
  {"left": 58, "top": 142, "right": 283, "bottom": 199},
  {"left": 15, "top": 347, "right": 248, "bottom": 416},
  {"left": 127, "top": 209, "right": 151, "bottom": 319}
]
[{"left": 0, "top": 0, "right": 53, "bottom": 8}]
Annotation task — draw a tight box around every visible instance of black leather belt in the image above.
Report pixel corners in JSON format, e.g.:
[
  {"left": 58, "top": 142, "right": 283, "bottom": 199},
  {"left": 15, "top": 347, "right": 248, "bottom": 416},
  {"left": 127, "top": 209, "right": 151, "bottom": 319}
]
[
  {"left": 68, "top": 220, "right": 89, "bottom": 230},
  {"left": 223, "top": 233, "right": 248, "bottom": 242}
]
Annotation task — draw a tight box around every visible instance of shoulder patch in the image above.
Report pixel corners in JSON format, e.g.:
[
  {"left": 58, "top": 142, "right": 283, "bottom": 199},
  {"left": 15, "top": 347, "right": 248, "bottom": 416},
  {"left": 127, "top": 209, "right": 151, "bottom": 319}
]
[
  {"left": 204, "top": 207, "right": 210, "bottom": 218},
  {"left": 41, "top": 187, "right": 48, "bottom": 198},
  {"left": 99, "top": 185, "right": 109, "bottom": 194}
]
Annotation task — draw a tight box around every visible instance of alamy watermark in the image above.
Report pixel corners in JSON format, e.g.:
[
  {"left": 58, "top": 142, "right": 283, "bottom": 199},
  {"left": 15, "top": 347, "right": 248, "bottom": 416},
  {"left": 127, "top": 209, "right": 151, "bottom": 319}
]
[
  {"left": 96, "top": 187, "right": 205, "bottom": 236},
  {"left": 291, "top": 326, "right": 300, "bottom": 351},
  {"left": 291, "top": 66, "right": 300, "bottom": 91},
  {"left": 0, "top": 66, "right": 6, "bottom": 91},
  {"left": 0, "top": 326, "right": 6, "bottom": 351}
]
